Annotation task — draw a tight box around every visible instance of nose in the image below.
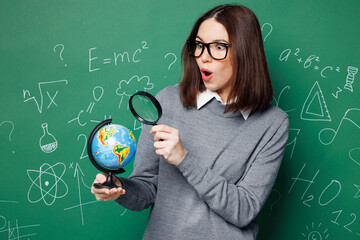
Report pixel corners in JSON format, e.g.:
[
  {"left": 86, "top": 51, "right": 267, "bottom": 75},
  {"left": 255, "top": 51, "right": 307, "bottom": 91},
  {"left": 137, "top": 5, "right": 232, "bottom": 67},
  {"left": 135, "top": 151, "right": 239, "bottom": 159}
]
[{"left": 200, "top": 47, "right": 212, "bottom": 63}]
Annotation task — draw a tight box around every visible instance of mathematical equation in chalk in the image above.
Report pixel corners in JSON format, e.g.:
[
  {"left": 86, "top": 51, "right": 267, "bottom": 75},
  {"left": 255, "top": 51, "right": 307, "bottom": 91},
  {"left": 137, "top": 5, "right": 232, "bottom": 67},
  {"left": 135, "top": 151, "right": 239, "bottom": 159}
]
[
  {"left": 279, "top": 47, "right": 358, "bottom": 99},
  {"left": 88, "top": 41, "right": 149, "bottom": 72}
]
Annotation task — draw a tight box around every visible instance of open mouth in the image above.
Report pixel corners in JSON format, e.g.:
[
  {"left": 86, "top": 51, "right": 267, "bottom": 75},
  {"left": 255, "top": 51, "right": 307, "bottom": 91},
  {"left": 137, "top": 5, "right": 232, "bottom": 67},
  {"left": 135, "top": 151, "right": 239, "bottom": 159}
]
[
  {"left": 204, "top": 71, "right": 211, "bottom": 76},
  {"left": 201, "top": 68, "right": 213, "bottom": 81},
  {"left": 202, "top": 69, "right": 212, "bottom": 76}
]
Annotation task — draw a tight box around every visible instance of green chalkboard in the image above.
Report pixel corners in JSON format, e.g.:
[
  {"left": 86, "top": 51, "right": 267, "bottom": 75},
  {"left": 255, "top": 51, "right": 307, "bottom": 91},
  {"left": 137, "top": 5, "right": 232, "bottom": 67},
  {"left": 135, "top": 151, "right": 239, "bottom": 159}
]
[{"left": 1, "top": 0, "right": 359, "bottom": 239}]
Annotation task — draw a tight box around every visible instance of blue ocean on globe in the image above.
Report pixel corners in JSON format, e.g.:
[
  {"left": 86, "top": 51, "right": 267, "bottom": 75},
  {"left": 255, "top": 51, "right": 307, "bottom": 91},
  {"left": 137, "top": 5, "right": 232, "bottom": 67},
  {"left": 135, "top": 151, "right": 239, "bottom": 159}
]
[{"left": 91, "top": 124, "right": 136, "bottom": 170}]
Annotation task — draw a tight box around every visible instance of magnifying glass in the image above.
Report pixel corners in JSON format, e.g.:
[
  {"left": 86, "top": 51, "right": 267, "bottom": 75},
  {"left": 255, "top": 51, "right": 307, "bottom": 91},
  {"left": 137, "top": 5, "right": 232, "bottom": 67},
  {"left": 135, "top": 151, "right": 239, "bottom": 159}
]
[{"left": 129, "top": 91, "right": 162, "bottom": 125}]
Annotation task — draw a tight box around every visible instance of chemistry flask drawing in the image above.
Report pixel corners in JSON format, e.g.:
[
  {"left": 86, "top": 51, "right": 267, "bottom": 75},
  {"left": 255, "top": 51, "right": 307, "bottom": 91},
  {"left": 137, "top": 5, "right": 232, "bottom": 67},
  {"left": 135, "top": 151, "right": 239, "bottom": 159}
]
[{"left": 39, "top": 123, "right": 58, "bottom": 153}]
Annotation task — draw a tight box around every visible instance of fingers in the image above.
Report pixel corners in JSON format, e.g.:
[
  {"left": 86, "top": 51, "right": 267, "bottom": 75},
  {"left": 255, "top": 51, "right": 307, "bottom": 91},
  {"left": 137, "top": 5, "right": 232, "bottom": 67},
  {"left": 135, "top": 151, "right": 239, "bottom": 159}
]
[
  {"left": 91, "top": 173, "right": 126, "bottom": 201},
  {"left": 91, "top": 186, "right": 126, "bottom": 201},
  {"left": 151, "top": 125, "right": 179, "bottom": 142},
  {"left": 150, "top": 124, "right": 174, "bottom": 134}
]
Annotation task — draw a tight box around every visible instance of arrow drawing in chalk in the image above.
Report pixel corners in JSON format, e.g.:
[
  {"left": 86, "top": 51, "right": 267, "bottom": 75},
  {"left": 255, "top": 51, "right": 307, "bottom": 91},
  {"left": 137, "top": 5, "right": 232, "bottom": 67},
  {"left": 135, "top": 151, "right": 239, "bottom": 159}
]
[{"left": 64, "top": 163, "right": 98, "bottom": 226}]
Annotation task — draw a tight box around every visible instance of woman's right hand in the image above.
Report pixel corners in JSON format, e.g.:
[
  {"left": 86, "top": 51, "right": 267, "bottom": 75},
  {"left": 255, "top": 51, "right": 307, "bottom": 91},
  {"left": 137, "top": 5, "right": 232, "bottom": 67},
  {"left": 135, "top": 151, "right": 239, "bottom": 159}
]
[{"left": 91, "top": 173, "right": 126, "bottom": 201}]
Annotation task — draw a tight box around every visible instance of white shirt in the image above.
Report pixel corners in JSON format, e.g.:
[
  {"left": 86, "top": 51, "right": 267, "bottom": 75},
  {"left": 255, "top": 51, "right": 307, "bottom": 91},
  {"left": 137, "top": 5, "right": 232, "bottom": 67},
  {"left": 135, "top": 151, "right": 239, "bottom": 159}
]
[{"left": 196, "top": 89, "right": 250, "bottom": 120}]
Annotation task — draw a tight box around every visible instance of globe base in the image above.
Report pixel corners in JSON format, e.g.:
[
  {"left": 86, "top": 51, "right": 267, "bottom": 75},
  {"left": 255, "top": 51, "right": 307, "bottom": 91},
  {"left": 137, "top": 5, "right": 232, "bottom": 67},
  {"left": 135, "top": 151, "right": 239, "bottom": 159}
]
[{"left": 92, "top": 170, "right": 125, "bottom": 189}]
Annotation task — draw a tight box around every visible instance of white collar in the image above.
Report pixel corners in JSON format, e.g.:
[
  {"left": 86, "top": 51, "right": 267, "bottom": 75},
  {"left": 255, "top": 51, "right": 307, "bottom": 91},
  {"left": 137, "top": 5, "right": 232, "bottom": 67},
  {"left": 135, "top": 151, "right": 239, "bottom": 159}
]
[{"left": 196, "top": 89, "right": 250, "bottom": 120}]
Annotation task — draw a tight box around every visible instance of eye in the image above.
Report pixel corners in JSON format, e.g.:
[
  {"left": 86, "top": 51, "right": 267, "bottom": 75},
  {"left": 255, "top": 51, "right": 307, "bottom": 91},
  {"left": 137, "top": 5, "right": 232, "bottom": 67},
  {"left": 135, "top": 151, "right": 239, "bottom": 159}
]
[
  {"left": 215, "top": 43, "right": 227, "bottom": 50},
  {"left": 195, "top": 41, "right": 204, "bottom": 49}
]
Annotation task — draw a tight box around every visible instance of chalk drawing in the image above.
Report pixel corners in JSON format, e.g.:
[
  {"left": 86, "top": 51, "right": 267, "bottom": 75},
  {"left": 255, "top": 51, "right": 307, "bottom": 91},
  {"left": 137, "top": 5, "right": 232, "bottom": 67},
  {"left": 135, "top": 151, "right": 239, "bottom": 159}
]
[
  {"left": 68, "top": 86, "right": 105, "bottom": 127},
  {"left": 301, "top": 81, "right": 331, "bottom": 122},
  {"left": 319, "top": 108, "right": 360, "bottom": 145},
  {"left": 64, "top": 163, "right": 99, "bottom": 226},
  {"left": 331, "top": 210, "right": 360, "bottom": 235},
  {"left": 344, "top": 66, "right": 358, "bottom": 92},
  {"left": 77, "top": 134, "right": 88, "bottom": 160},
  {"left": 354, "top": 184, "right": 360, "bottom": 199},
  {"left": 301, "top": 222, "right": 329, "bottom": 239},
  {"left": 261, "top": 23, "right": 273, "bottom": 42},
  {"left": 286, "top": 128, "right": 301, "bottom": 158},
  {"left": 332, "top": 87, "right": 343, "bottom": 99},
  {"left": 279, "top": 47, "right": 342, "bottom": 79},
  {"left": 0, "top": 200, "right": 19, "bottom": 204},
  {"left": 0, "top": 121, "right": 15, "bottom": 154},
  {"left": 133, "top": 119, "right": 143, "bottom": 132},
  {"left": 164, "top": 53, "right": 177, "bottom": 70},
  {"left": 39, "top": 123, "right": 58, "bottom": 153},
  {"left": 115, "top": 75, "right": 154, "bottom": 109},
  {"left": 0, "top": 121, "right": 14, "bottom": 141},
  {"left": 27, "top": 162, "right": 68, "bottom": 206},
  {"left": 0, "top": 216, "right": 40, "bottom": 240},
  {"left": 87, "top": 86, "right": 104, "bottom": 114},
  {"left": 89, "top": 41, "right": 149, "bottom": 72},
  {"left": 53, "top": 43, "right": 67, "bottom": 66},
  {"left": 89, "top": 115, "right": 112, "bottom": 124},
  {"left": 273, "top": 86, "right": 296, "bottom": 113},
  {"left": 23, "top": 80, "right": 68, "bottom": 113},
  {"left": 349, "top": 147, "right": 360, "bottom": 166},
  {"left": 269, "top": 189, "right": 281, "bottom": 213}
]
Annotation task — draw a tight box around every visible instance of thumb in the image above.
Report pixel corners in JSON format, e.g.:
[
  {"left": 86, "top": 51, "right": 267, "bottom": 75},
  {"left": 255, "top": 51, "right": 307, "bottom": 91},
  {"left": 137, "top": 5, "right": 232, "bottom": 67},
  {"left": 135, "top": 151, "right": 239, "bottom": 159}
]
[{"left": 96, "top": 173, "right": 107, "bottom": 184}]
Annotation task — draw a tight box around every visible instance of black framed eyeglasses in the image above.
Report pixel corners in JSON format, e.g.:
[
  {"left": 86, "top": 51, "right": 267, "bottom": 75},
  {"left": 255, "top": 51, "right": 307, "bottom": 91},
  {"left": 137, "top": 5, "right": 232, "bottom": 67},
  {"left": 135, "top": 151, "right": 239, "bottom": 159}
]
[{"left": 187, "top": 40, "right": 231, "bottom": 60}]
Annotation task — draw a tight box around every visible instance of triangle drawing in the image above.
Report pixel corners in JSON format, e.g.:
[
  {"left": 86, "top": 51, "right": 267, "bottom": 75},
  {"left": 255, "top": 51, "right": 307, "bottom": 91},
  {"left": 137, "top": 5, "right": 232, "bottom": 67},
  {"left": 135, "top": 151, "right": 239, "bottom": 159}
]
[{"left": 301, "top": 81, "right": 331, "bottom": 121}]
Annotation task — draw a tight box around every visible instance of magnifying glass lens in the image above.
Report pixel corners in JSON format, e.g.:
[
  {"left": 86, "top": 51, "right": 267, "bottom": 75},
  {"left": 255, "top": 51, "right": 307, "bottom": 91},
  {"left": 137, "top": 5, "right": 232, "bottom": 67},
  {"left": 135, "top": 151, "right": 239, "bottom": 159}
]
[{"left": 131, "top": 95, "right": 159, "bottom": 123}]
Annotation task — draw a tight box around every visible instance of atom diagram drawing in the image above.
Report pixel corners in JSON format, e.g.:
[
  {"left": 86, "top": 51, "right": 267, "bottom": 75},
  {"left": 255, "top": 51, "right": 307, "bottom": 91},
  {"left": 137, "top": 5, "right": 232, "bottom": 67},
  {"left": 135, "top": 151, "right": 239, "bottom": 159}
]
[{"left": 27, "top": 162, "right": 68, "bottom": 206}]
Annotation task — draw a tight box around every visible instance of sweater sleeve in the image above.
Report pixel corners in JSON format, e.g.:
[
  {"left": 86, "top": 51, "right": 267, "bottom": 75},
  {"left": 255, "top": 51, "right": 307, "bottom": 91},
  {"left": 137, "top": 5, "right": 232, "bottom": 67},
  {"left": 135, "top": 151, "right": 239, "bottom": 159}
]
[
  {"left": 115, "top": 88, "right": 171, "bottom": 211},
  {"left": 115, "top": 123, "right": 159, "bottom": 211},
  {"left": 176, "top": 116, "right": 289, "bottom": 228}
]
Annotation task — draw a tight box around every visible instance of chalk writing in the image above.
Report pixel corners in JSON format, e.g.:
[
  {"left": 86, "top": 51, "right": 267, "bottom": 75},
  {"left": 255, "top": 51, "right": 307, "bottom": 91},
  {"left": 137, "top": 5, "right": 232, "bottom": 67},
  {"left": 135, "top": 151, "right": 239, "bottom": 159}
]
[
  {"left": 0, "top": 216, "right": 40, "bottom": 240},
  {"left": 290, "top": 164, "right": 360, "bottom": 237},
  {"left": 286, "top": 128, "right": 301, "bottom": 159},
  {"left": 23, "top": 80, "right": 68, "bottom": 113},
  {"left": 89, "top": 41, "right": 149, "bottom": 72},
  {"left": 68, "top": 86, "right": 105, "bottom": 127},
  {"left": 164, "top": 53, "right": 177, "bottom": 70},
  {"left": 53, "top": 43, "right": 67, "bottom": 67},
  {"left": 0, "top": 121, "right": 15, "bottom": 154},
  {"left": 273, "top": 86, "right": 296, "bottom": 113},
  {"left": 332, "top": 87, "right": 343, "bottom": 99},
  {"left": 279, "top": 48, "right": 343, "bottom": 79},
  {"left": 77, "top": 134, "right": 88, "bottom": 160},
  {"left": 261, "top": 23, "right": 273, "bottom": 42},
  {"left": 331, "top": 210, "right": 360, "bottom": 235}
]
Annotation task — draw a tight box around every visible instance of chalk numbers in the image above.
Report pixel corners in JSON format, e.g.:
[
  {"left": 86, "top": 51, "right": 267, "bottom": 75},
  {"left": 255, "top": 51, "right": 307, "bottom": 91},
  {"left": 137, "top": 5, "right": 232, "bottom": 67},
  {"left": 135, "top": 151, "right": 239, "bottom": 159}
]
[
  {"left": 279, "top": 48, "right": 342, "bottom": 79},
  {"left": 331, "top": 210, "right": 360, "bottom": 235}
]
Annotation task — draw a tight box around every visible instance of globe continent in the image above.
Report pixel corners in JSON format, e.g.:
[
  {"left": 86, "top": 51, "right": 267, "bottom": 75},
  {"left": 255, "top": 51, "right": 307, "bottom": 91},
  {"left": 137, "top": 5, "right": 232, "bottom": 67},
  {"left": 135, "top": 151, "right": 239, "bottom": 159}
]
[{"left": 91, "top": 124, "right": 136, "bottom": 170}]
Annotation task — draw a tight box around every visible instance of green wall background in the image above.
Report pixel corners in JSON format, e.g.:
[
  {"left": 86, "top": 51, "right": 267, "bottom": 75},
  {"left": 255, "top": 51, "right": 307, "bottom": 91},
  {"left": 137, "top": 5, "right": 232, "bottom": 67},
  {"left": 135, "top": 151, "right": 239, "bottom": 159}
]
[{"left": 1, "top": 0, "right": 359, "bottom": 239}]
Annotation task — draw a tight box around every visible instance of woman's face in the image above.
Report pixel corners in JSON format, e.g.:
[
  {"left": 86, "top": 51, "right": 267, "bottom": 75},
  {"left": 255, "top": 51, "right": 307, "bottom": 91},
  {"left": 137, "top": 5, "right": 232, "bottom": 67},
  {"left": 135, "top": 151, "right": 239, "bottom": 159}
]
[{"left": 195, "top": 18, "right": 234, "bottom": 103}]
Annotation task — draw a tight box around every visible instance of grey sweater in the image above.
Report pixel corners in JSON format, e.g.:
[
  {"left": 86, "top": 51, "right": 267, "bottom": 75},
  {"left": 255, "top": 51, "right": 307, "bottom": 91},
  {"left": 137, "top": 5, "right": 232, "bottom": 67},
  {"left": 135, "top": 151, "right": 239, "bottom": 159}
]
[{"left": 117, "top": 85, "right": 289, "bottom": 240}]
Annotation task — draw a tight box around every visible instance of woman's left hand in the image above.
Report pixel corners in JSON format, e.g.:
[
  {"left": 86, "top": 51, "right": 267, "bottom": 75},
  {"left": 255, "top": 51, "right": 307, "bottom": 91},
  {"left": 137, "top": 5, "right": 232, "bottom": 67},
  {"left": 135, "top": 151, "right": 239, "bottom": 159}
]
[{"left": 150, "top": 124, "right": 187, "bottom": 165}]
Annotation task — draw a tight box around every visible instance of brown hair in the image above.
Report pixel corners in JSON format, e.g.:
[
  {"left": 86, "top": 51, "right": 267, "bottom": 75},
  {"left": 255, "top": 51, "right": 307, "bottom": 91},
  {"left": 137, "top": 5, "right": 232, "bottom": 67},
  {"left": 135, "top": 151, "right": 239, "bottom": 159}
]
[{"left": 180, "top": 4, "right": 273, "bottom": 113}]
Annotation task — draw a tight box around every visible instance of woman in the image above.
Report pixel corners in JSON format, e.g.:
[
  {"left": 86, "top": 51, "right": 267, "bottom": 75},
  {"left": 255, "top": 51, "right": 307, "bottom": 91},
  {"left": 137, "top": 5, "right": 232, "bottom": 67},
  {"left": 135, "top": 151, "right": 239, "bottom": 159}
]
[{"left": 92, "top": 4, "right": 289, "bottom": 240}]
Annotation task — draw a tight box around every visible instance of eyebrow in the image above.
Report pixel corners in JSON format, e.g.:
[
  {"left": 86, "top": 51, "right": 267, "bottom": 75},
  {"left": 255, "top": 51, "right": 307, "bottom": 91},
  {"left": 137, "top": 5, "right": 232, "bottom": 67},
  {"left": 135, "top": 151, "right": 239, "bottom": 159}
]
[{"left": 196, "top": 36, "right": 229, "bottom": 43}]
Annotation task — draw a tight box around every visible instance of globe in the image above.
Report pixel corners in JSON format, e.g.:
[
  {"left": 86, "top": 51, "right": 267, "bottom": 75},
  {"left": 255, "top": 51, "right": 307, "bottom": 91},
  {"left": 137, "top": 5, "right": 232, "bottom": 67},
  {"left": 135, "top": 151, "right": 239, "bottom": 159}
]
[{"left": 90, "top": 124, "right": 136, "bottom": 170}]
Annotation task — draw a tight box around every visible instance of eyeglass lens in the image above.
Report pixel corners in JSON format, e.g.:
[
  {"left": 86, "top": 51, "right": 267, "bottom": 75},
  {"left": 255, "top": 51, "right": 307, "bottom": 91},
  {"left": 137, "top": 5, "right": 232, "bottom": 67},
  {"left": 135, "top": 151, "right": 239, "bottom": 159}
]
[{"left": 189, "top": 41, "right": 228, "bottom": 60}]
